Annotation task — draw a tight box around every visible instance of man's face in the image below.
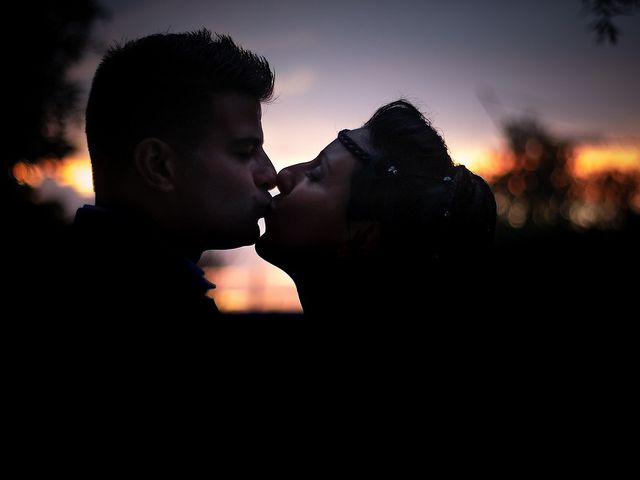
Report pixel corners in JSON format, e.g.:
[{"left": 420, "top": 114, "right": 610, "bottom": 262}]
[{"left": 174, "top": 91, "right": 276, "bottom": 250}]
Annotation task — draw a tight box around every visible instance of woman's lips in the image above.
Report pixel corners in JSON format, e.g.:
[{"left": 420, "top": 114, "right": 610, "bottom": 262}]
[
  {"left": 262, "top": 195, "right": 282, "bottom": 223},
  {"left": 266, "top": 194, "right": 283, "bottom": 212}
]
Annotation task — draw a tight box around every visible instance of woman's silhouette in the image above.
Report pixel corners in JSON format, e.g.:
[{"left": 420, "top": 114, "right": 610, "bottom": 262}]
[{"left": 256, "top": 100, "right": 497, "bottom": 318}]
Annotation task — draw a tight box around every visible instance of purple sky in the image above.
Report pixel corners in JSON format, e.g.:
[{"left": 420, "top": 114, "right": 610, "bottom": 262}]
[{"left": 66, "top": 0, "right": 639, "bottom": 172}]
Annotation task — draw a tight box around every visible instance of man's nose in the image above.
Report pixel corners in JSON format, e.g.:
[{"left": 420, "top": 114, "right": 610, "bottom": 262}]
[{"left": 254, "top": 150, "right": 277, "bottom": 190}]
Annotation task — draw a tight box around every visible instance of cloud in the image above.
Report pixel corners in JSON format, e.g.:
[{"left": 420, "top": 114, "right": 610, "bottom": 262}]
[{"left": 275, "top": 67, "right": 315, "bottom": 97}]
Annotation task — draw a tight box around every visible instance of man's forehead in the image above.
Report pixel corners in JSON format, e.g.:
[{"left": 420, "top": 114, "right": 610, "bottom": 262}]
[
  {"left": 208, "top": 92, "right": 263, "bottom": 136},
  {"left": 210, "top": 91, "right": 262, "bottom": 120}
]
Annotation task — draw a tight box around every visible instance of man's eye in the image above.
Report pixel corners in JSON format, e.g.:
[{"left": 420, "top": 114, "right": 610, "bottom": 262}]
[
  {"left": 237, "top": 147, "right": 255, "bottom": 156},
  {"left": 305, "top": 165, "right": 323, "bottom": 182}
]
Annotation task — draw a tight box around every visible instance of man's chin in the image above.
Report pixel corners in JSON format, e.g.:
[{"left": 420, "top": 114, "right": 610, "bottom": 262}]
[
  {"left": 237, "top": 226, "right": 261, "bottom": 248},
  {"left": 208, "top": 225, "right": 261, "bottom": 250}
]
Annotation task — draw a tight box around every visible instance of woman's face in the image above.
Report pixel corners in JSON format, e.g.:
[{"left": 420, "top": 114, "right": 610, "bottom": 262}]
[{"left": 256, "top": 129, "right": 369, "bottom": 266}]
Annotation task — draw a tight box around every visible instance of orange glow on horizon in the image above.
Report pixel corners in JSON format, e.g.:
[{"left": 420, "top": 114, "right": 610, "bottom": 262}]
[
  {"left": 12, "top": 156, "right": 94, "bottom": 196},
  {"left": 454, "top": 144, "right": 640, "bottom": 182},
  {"left": 570, "top": 145, "right": 640, "bottom": 178},
  {"left": 59, "top": 157, "right": 94, "bottom": 195},
  {"left": 14, "top": 145, "right": 639, "bottom": 200},
  {"left": 204, "top": 264, "right": 302, "bottom": 313},
  {"left": 452, "top": 147, "right": 515, "bottom": 181},
  {"left": 13, "top": 162, "right": 46, "bottom": 188}
]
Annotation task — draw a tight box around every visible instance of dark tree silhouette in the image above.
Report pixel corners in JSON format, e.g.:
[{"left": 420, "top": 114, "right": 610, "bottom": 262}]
[
  {"left": 491, "top": 117, "right": 639, "bottom": 232},
  {"left": 491, "top": 118, "right": 573, "bottom": 231},
  {"left": 4, "top": 2, "right": 103, "bottom": 302},
  {"left": 488, "top": 116, "right": 639, "bottom": 323},
  {"left": 582, "top": 0, "right": 640, "bottom": 44},
  {"left": 4, "top": 2, "right": 102, "bottom": 219},
  {"left": 6, "top": 2, "right": 103, "bottom": 169}
]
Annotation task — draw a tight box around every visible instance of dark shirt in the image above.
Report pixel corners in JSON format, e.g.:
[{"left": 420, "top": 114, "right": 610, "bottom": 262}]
[{"left": 51, "top": 205, "right": 220, "bottom": 322}]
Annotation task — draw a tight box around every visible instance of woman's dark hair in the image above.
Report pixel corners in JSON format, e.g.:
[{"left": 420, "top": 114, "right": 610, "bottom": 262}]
[
  {"left": 85, "top": 29, "right": 274, "bottom": 193},
  {"left": 346, "top": 100, "right": 496, "bottom": 266}
]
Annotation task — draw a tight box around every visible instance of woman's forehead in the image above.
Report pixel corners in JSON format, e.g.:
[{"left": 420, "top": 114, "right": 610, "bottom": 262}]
[{"left": 321, "top": 142, "right": 361, "bottom": 178}]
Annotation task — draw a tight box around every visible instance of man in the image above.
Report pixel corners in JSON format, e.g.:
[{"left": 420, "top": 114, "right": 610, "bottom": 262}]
[{"left": 58, "top": 29, "right": 276, "bottom": 320}]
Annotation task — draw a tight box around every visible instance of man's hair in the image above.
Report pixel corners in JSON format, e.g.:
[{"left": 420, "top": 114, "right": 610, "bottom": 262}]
[
  {"left": 86, "top": 29, "right": 274, "bottom": 192},
  {"left": 348, "top": 99, "right": 496, "bottom": 265}
]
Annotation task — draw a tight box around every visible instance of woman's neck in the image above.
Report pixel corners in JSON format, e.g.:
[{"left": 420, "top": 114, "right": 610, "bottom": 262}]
[{"left": 289, "top": 259, "right": 379, "bottom": 318}]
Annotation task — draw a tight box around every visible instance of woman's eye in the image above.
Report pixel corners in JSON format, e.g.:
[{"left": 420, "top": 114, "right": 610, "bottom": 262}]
[{"left": 305, "top": 165, "right": 323, "bottom": 182}]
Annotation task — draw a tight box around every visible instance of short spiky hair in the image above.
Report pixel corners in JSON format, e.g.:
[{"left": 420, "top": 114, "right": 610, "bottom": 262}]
[{"left": 86, "top": 29, "right": 274, "bottom": 192}]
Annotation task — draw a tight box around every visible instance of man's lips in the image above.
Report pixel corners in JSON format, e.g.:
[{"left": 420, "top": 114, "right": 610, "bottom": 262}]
[{"left": 257, "top": 194, "right": 277, "bottom": 219}]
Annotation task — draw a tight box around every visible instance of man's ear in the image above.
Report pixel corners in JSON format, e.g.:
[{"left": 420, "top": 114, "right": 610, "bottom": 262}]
[
  {"left": 133, "top": 138, "right": 178, "bottom": 192},
  {"left": 340, "top": 220, "right": 382, "bottom": 258}
]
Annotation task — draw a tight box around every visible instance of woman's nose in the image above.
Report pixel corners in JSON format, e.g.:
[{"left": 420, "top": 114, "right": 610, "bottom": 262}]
[{"left": 276, "top": 166, "right": 296, "bottom": 195}]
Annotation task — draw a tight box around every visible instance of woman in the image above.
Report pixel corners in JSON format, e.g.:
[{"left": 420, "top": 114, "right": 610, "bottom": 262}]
[{"left": 256, "top": 100, "right": 496, "bottom": 318}]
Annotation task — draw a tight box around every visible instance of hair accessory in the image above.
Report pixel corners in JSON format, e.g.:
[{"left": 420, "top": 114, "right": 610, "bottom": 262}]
[{"left": 337, "top": 129, "right": 372, "bottom": 164}]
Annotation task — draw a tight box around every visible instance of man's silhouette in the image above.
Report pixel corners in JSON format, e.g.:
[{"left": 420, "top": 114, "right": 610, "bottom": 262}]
[{"left": 51, "top": 29, "right": 276, "bottom": 320}]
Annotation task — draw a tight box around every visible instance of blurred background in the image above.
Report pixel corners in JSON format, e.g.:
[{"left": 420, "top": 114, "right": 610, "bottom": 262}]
[{"left": 6, "top": 0, "right": 639, "bottom": 316}]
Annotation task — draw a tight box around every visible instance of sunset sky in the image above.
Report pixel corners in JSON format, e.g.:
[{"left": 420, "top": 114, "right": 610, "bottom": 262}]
[
  {"left": 24, "top": 0, "right": 640, "bottom": 312},
  {"left": 76, "top": 0, "right": 639, "bottom": 158}
]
